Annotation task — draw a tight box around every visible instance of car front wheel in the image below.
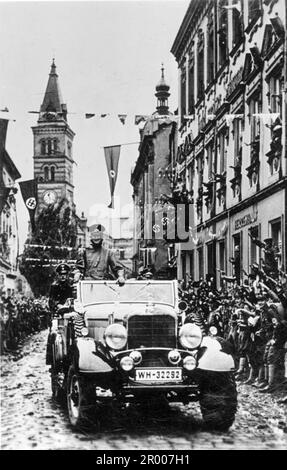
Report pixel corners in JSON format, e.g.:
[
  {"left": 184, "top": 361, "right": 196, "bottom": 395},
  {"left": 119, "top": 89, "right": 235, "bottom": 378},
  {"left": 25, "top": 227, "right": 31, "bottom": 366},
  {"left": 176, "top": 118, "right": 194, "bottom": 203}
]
[
  {"left": 199, "top": 371, "right": 237, "bottom": 431},
  {"left": 67, "top": 365, "right": 94, "bottom": 430}
]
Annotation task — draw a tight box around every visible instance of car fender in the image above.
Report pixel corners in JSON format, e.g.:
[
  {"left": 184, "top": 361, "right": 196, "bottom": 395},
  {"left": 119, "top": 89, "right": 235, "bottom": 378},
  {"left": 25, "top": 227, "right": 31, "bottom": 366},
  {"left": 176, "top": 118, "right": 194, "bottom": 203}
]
[
  {"left": 197, "top": 336, "right": 235, "bottom": 372},
  {"left": 77, "top": 337, "right": 114, "bottom": 373}
]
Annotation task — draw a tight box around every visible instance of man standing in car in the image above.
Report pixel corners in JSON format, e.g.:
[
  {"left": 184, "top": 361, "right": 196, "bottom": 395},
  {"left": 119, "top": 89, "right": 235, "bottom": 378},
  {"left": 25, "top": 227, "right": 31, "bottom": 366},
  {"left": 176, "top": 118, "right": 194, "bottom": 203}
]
[{"left": 74, "top": 224, "right": 122, "bottom": 281}]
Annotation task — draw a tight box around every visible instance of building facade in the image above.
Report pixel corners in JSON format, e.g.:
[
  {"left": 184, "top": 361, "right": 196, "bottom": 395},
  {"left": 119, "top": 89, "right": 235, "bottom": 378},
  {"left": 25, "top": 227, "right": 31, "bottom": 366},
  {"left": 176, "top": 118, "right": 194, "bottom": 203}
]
[
  {"left": 171, "top": 0, "right": 286, "bottom": 284},
  {"left": 131, "top": 68, "right": 178, "bottom": 279},
  {"left": 0, "top": 124, "right": 21, "bottom": 295}
]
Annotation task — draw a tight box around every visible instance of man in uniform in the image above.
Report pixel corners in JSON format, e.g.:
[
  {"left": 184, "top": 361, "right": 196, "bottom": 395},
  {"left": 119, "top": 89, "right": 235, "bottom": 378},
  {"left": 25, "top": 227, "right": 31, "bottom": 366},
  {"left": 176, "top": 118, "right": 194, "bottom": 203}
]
[
  {"left": 49, "top": 263, "right": 73, "bottom": 315},
  {"left": 74, "top": 224, "right": 122, "bottom": 281},
  {"left": 46, "top": 263, "right": 73, "bottom": 365}
]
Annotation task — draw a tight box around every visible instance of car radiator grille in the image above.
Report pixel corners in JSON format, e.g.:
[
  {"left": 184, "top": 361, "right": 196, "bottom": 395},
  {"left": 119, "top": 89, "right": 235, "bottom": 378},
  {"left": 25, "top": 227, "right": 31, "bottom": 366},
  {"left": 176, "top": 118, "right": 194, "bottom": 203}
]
[{"left": 127, "top": 314, "right": 176, "bottom": 349}]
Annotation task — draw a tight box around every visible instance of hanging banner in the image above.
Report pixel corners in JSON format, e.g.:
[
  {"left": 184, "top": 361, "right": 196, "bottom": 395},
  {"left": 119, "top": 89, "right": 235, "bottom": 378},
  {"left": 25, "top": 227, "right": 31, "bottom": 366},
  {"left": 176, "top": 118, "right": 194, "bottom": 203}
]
[
  {"left": 19, "top": 179, "right": 38, "bottom": 232},
  {"left": 104, "top": 145, "right": 121, "bottom": 209},
  {"left": 0, "top": 118, "right": 9, "bottom": 214},
  {"left": 0, "top": 118, "right": 8, "bottom": 151}
]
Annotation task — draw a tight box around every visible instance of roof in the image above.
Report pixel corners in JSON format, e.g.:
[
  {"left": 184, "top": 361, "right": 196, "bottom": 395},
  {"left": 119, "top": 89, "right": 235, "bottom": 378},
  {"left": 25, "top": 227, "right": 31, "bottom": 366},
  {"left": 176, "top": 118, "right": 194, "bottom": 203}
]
[
  {"left": 171, "top": 0, "right": 205, "bottom": 62},
  {"left": 40, "top": 60, "right": 64, "bottom": 115}
]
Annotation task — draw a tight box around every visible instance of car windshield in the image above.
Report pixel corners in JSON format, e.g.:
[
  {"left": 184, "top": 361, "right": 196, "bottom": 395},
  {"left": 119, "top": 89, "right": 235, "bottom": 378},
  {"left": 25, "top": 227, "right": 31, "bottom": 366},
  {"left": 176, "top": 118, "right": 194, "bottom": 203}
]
[{"left": 80, "top": 281, "right": 175, "bottom": 306}]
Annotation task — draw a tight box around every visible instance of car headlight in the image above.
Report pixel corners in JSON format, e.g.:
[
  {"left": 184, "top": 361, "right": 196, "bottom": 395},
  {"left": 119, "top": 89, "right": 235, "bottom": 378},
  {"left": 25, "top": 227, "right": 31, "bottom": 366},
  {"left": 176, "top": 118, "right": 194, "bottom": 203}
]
[
  {"left": 168, "top": 349, "right": 181, "bottom": 365},
  {"left": 183, "top": 355, "right": 197, "bottom": 371},
  {"left": 129, "top": 350, "right": 142, "bottom": 365},
  {"left": 179, "top": 323, "right": 202, "bottom": 350},
  {"left": 120, "top": 356, "right": 134, "bottom": 371},
  {"left": 209, "top": 326, "right": 217, "bottom": 336},
  {"left": 104, "top": 323, "right": 127, "bottom": 351}
]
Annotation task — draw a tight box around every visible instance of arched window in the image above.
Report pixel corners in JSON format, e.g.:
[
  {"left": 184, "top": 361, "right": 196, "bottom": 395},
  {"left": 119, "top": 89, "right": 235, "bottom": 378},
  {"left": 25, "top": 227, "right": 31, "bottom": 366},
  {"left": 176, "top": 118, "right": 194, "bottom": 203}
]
[
  {"left": 53, "top": 139, "right": 58, "bottom": 153},
  {"left": 44, "top": 166, "right": 49, "bottom": 181},
  {"left": 41, "top": 140, "right": 46, "bottom": 155},
  {"left": 50, "top": 166, "right": 55, "bottom": 182},
  {"left": 47, "top": 139, "right": 52, "bottom": 155}
]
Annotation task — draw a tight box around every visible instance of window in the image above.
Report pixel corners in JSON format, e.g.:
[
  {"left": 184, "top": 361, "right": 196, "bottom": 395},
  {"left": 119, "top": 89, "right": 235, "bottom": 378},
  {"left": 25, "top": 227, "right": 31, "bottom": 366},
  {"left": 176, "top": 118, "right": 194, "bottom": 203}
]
[
  {"left": 218, "top": 128, "right": 227, "bottom": 173},
  {"left": 232, "top": 0, "right": 244, "bottom": 48},
  {"left": 187, "top": 164, "right": 194, "bottom": 194},
  {"left": 181, "top": 253, "right": 186, "bottom": 279},
  {"left": 53, "top": 139, "right": 58, "bottom": 153},
  {"left": 207, "top": 21, "right": 214, "bottom": 84},
  {"left": 249, "top": 95, "right": 261, "bottom": 143},
  {"left": 67, "top": 141, "right": 72, "bottom": 158},
  {"left": 189, "top": 251, "right": 194, "bottom": 278},
  {"left": 47, "top": 139, "right": 52, "bottom": 155},
  {"left": 207, "top": 142, "right": 214, "bottom": 180},
  {"left": 233, "top": 115, "right": 243, "bottom": 167},
  {"left": 248, "top": 0, "right": 261, "bottom": 25},
  {"left": 44, "top": 166, "right": 49, "bottom": 181},
  {"left": 180, "top": 66, "right": 186, "bottom": 120},
  {"left": 233, "top": 233, "right": 241, "bottom": 283},
  {"left": 198, "top": 154, "right": 203, "bottom": 189},
  {"left": 219, "top": 240, "right": 226, "bottom": 274},
  {"left": 270, "top": 219, "right": 282, "bottom": 261},
  {"left": 218, "top": 0, "right": 228, "bottom": 67},
  {"left": 188, "top": 56, "right": 195, "bottom": 115},
  {"left": 50, "top": 166, "right": 55, "bottom": 182},
  {"left": 249, "top": 226, "right": 260, "bottom": 267},
  {"left": 119, "top": 249, "right": 125, "bottom": 260},
  {"left": 197, "top": 247, "right": 204, "bottom": 280},
  {"left": 207, "top": 241, "right": 216, "bottom": 279},
  {"left": 41, "top": 140, "right": 46, "bottom": 155},
  {"left": 197, "top": 29, "right": 205, "bottom": 102},
  {"left": 269, "top": 76, "right": 282, "bottom": 115}
]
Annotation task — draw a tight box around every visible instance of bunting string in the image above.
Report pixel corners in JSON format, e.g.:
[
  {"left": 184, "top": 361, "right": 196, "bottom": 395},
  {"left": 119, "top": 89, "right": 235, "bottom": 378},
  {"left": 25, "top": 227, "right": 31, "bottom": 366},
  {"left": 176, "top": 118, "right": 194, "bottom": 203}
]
[{"left": 24, "top": 244, "right": 74, "bottom": 251}]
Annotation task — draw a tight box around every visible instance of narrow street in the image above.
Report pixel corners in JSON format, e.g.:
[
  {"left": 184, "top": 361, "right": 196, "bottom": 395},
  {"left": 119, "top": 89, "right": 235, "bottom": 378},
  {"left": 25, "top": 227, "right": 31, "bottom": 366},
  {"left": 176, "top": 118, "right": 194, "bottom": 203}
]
[{"left": 1, "top": 330, "right": 286, "bottom": 450}]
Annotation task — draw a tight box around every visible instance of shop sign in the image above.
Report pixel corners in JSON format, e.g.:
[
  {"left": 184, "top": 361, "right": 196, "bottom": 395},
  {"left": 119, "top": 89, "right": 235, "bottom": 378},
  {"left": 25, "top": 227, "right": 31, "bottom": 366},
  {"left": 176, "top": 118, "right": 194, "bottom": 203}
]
[{"left": 234, "top": 212, "right": 257, "bottom": 230}]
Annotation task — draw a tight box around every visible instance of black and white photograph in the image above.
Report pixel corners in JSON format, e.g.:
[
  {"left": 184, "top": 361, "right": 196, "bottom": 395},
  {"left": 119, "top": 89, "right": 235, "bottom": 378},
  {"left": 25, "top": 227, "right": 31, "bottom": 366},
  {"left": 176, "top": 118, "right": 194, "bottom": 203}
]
[{"left": 0, "top": 0, "right": 287, "bottom": 453}]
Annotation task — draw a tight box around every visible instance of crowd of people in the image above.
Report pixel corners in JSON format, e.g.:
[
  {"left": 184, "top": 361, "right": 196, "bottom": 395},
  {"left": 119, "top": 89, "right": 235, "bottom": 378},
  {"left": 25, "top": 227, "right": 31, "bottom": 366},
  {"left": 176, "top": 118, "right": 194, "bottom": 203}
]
[
  {"left": 179, "top": 264, "right": 287, "bottom": 401},
  {"left": 0, "top": 293, "right": 50, "bottom": 354}
]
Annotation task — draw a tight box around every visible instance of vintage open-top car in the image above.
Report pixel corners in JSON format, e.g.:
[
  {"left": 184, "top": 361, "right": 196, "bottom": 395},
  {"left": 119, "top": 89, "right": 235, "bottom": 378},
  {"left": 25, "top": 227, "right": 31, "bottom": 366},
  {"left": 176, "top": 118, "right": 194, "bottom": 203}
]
[{"left": 48, "top": 279, "right": 237, "bottom": 430}]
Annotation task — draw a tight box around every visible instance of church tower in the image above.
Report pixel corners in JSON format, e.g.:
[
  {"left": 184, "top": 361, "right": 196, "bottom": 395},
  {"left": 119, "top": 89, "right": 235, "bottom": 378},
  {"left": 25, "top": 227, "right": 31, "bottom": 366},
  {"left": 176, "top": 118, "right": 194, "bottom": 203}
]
[
  {"left": 32, "top": 60, "right": 75, "bottom": 209},
  {"left": 155, "top": 64, "right": 170, "bottom": 115}
]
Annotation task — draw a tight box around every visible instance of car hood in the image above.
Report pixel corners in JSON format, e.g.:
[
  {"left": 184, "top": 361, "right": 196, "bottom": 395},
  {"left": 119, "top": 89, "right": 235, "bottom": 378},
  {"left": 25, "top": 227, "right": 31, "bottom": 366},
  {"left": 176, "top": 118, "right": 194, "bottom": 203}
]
[{"left": 84, "top": 302, "right": 176, "bottom": 322}]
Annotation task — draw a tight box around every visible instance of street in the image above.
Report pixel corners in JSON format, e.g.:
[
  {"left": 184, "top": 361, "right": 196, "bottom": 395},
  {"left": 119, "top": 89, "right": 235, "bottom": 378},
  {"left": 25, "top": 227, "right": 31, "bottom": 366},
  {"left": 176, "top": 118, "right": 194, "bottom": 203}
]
[{"left": 1, "top": 330, "right": 286, "bottom": 450}]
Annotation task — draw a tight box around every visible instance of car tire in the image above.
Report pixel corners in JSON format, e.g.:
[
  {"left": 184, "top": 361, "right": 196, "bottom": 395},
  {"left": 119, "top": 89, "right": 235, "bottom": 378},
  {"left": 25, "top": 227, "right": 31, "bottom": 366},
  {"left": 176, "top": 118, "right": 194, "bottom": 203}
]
[
  {"left": 199, "top": 371, "right": 237, "bottom": 431},
  {"left": 67, "top": 365, "right": 94, "bottom": 430},
  {"left": 50, "top": 343, "right": 65, "bottom": 403}
]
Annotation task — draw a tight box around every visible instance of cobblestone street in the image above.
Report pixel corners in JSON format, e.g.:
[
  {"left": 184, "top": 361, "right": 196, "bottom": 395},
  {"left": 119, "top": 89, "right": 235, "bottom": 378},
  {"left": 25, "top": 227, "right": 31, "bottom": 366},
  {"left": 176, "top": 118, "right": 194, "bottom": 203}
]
[{"left": 0, "top": 330, "right": 286, "bottom": 450}]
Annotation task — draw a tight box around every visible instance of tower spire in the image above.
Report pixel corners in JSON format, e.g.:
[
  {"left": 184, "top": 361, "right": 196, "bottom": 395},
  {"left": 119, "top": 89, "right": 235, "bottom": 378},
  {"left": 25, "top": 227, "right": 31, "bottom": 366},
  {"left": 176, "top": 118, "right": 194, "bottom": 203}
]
[
  {"left": 155, "top": 64, "right": 170, "bottom": 115},
  {"left": 39, "top": 59, "right": 67, "bottom": 121}
]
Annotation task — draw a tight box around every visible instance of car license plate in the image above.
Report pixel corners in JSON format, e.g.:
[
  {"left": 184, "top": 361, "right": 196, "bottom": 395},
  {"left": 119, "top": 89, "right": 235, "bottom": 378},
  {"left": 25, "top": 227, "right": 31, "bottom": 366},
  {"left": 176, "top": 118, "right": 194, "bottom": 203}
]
[{"left": 135, "top": 368, "right": 182, "bottom": 382}]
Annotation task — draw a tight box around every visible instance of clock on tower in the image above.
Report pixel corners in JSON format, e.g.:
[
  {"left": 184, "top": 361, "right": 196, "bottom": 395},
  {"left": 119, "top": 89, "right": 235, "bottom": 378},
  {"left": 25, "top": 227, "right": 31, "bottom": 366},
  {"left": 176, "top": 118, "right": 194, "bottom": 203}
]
[{"left": 43, "top": 190, "right": 57, "bottom": 205}]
